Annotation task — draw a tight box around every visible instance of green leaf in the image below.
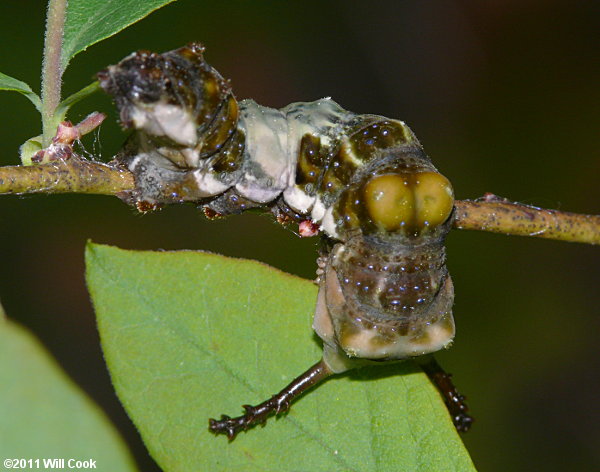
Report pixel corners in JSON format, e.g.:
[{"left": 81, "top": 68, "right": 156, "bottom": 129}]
[
  {"left": 62, "top": 0, "right": 177, "bottom": 70},
  {"left": 19, "top": 135, "right": 43, "bottom": 166},
  {"left": 0, "top": 72, "right": 42, "bottom": 111},
  {"left": 0, "top": 318, "right": 138, "bottom": 471},
  {"left": 85, "top": 243, "right": 476, "bottom": 472}
]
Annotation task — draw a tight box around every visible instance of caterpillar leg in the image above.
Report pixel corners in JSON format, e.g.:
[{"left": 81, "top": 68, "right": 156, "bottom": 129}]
[
  {"left": 417, "top": 355, "right": 474, "bottom": 432},
  {"left": 208, "top": 359, "right": 333, "bottom": 440}
]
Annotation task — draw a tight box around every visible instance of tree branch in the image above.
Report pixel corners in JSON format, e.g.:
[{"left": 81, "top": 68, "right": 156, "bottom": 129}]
[
  {"left": 0, "top": 162, "right": 597, "bottom": 245},
  {"left": 454, "top": 198, "right": 600, "bottom": 245},
  {"left": 0, "top": 158, "right": 134, "bottom": 196}
]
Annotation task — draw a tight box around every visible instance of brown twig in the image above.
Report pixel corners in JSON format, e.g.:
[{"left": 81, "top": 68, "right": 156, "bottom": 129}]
[
  {"left": 0, "top": 158, "right": 134, "bottom": 196},
  {"left": 0, "top": 164, "right": 598, "bottom": 245},
  {"left": 454, "top": 197, "right": 600, "bottom": 245}
]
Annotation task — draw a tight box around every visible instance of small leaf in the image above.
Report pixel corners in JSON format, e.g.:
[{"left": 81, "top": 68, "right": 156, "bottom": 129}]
[
  {"left": 86, "top": 243, "right": 476, "bottom": 472},
  {"left": 0, "top": 72, "right": 42, "bottom": 111},
  {"left": 0, "top": 319, "right": 137, "bottom": 471},
  {"left": 19, "top": 135, "right": 43, "bottom": 166},
  {"left": 62, "top": 0, "right": 177, "bottom": 70}
]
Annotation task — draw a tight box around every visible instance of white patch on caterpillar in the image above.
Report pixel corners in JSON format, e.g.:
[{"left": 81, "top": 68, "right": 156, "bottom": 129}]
[
  {"left": 236, "top": 100, "right": 291, "bottom": 203},
  {"left": 319, "top": 206, "right": 339, "bottom": 238},
  {"left": 236, "top": 175, "right": 281, "bottom": 203},
  {"left": 181, "top": 148, "right": 200, "bottom": 168},
  {"left": 193, "top": 168, "right": 230, "bottom": 196},
  {"left": 283, "top": 186, "right": 315, "bottom": 214},
  {"left": 339, "top": 136, "right": 363, "bottom": 166},
  {"left": 127, "top": 154, "right": 143, "bottom": 172},
  {"left": 283, "top": 98, "right": 347, "bottom": 156},
  {"left": 311, "top": 198, "right": 339, "bottom": 239},
  {"left": 340, "top": 313, "right": 455, "bottom": 360},
  {"left": 311, "top": 197, "right": 326, "bottom": 222},
  {"left": 130, "top": 101, "right": 197, "bottom": 147}
]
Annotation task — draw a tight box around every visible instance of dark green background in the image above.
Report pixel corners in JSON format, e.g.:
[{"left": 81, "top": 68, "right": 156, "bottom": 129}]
[{"left": 0, "top": 1, "right": 598, "bottom": 471}]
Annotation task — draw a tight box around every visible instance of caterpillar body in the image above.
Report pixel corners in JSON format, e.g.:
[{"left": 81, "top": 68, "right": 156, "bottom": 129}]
[{"left": 99, "top": 44, "right": 466, "bottom": 437}]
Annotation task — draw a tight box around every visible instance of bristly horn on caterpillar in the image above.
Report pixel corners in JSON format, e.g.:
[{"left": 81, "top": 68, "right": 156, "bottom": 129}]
[{"left": 98, "top": 43, "right": 472, "bottom": 440}]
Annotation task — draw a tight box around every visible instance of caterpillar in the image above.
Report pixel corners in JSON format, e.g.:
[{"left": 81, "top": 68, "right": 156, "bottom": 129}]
[{"left": 98, "top": 43, "right": 470, "bottom": 439}]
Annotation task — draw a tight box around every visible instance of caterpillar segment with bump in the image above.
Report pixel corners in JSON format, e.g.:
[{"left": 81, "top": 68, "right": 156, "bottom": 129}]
[{"left": 99, "top": 43, "right": 471, "bottom": 440}]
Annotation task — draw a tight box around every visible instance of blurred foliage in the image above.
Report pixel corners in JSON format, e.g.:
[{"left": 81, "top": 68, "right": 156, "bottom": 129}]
[
  {"left": 0, "top": 1, "right": 597, "bottom": 471},
  {"left": 0, "top": 318, "right": 137, "bottom": 471}
]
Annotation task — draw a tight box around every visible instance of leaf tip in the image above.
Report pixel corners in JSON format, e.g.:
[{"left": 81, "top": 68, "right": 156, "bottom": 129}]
[{"left": 84, "top": 239, "right": 105, "bottom": 264}]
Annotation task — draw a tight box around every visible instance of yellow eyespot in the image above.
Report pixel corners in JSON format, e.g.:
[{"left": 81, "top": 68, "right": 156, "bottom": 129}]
[
  {"left": 413, "top": 172, "right": 454, "bottom": 229},
  {"left": 362, "top": 171, "right": 453, "bottom": 234},
  {"left": 363, "top": 174, "right": 414, "bottom": 232}
]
